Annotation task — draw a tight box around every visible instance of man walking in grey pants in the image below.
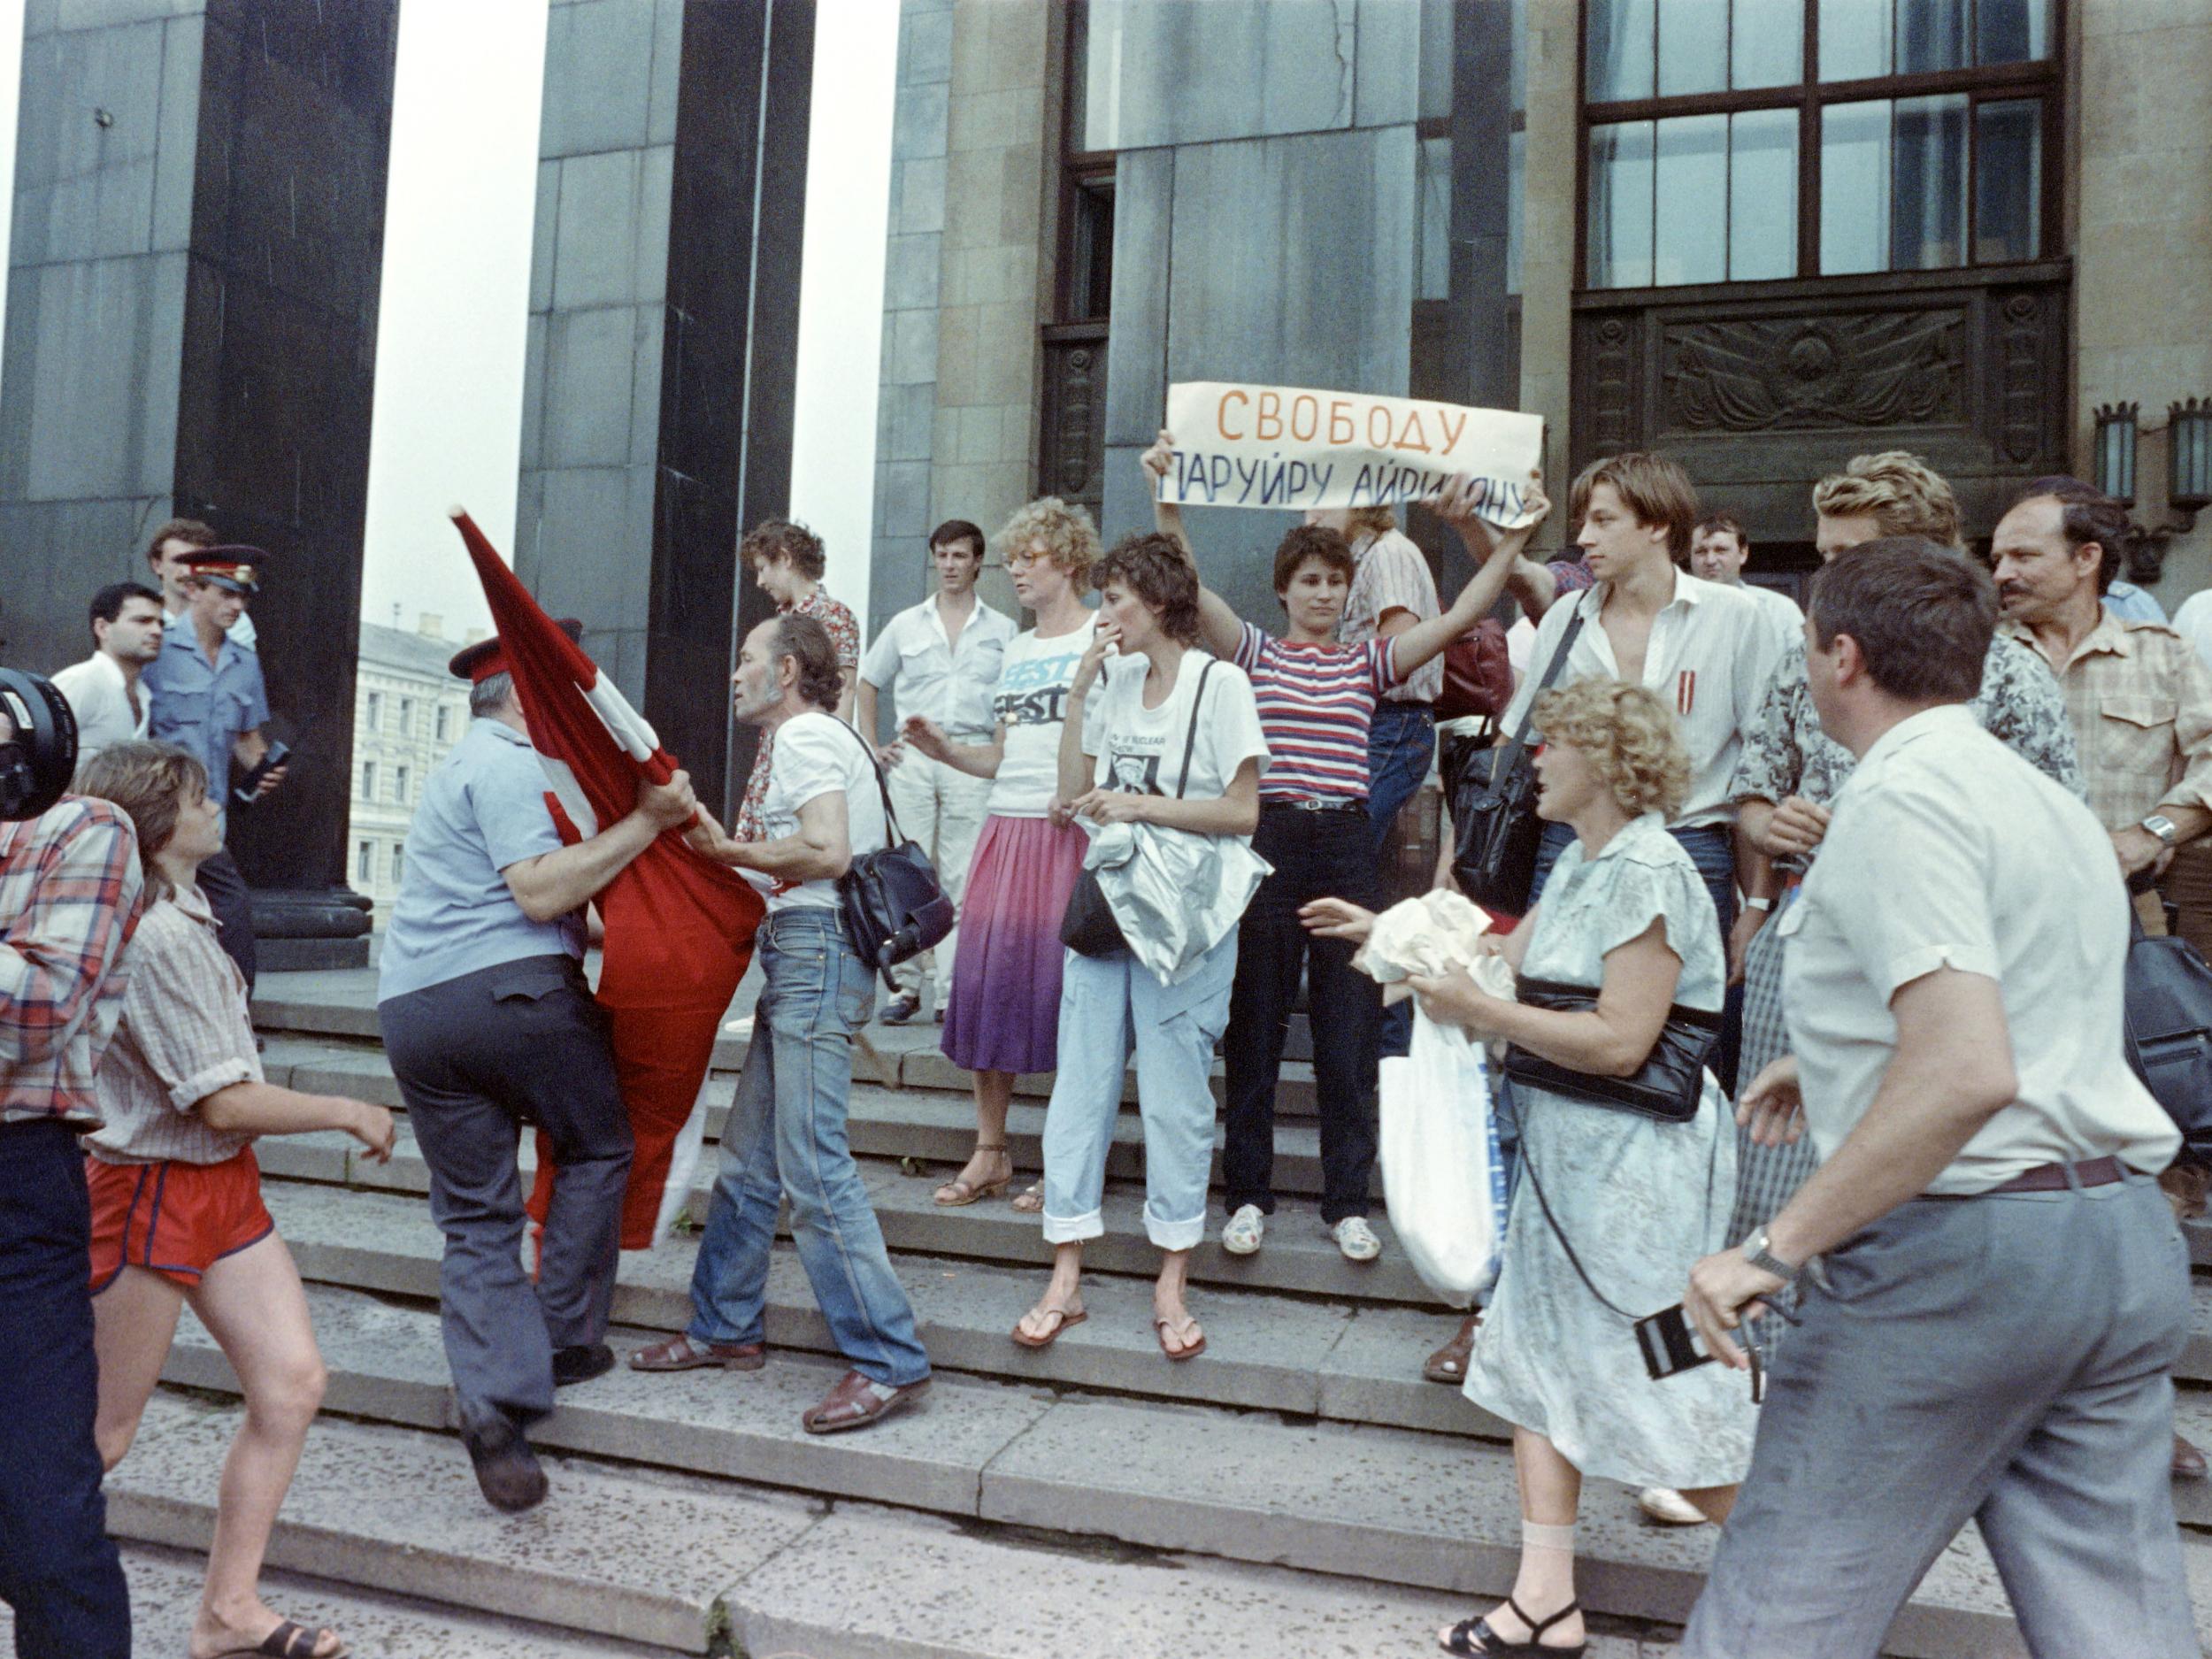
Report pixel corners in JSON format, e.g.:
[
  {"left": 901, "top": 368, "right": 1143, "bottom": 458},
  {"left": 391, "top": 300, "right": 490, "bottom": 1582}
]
[
  {"left": 1681, "top": 538, "right": 2195, "bottom": 1658},
  {"left": 377, "top": 630, "right": 695, "bottom": 1512}
]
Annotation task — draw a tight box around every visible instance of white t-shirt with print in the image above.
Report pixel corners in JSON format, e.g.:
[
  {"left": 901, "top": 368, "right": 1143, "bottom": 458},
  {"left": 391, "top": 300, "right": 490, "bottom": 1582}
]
[
  {"left": 759, "top": 711, "right": 888, "bottom": 913},
  {"left": 987, "top": 617, "right": 1105, "bottom": 818},
  {"left": 1088, "top": 650, "right": 1270, "bottom": 818}
]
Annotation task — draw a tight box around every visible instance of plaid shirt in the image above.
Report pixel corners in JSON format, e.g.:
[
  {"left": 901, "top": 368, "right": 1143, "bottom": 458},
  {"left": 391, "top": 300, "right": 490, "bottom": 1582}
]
[
  {"left": 0, "top": 798, "right": 145, "bottom": 1127},
  {"left": 734, "top": 586, "right": 859, "bottom": 841},
  {"left": 2000, "top": 614, "right": 2212, "bottom": 833},
  {"left": 84, "top": 884, "right": 261, "bottom": 1165}
]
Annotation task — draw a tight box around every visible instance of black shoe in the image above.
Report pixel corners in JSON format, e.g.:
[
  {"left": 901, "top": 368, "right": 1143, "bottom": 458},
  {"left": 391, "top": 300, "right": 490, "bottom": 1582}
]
[
  {"left": 880, "top": 995, "right": 921, "bottom": 1025},
  {"left": 461, "top": 1409, "right": 549, "bottom": 1513},
  {"left": 552, "top": 1342, "right": 616, "bottom": 1387}
]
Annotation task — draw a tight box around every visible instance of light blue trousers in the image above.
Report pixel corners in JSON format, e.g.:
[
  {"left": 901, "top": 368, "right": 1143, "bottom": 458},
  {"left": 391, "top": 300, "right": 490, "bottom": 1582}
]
[
  {"left": 1040, "top": 933, "right": 1236, "bottom": 1253},
  {"left": 1682, "top": 1171, "right": 2196, "bottom": 1659}
]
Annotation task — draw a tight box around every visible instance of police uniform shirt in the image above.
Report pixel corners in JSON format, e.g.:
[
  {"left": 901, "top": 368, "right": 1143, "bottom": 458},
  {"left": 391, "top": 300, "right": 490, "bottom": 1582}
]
[
  {"left": 142, "top": 622, "right": 270, "bottom": 831},
  {"left": 376, "top": 719, "right": 585, "bottom": 1002}
]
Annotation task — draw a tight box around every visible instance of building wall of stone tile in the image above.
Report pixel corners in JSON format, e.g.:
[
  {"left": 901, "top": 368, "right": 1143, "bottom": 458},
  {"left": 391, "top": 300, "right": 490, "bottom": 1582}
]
[
  {"left": 1516, "top": 0, "right": 1578, "bottom": 559},
  {"left": 2075, "top": 0, "right": 2212, "bottom": 605}
]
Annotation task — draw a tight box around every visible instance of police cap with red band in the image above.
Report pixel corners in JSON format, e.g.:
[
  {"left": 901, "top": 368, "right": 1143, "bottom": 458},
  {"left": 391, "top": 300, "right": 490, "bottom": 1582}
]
[
  {"left": 180, "top": 545, "right": 268, "bottom": 595},
  {"left": 448, "top": 618, "right": 585, "bottom": 685}
]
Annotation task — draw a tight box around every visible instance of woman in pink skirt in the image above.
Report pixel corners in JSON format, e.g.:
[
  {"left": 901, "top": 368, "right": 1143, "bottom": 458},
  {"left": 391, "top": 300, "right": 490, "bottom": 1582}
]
[{"left": 902, "top": 497, "right": 1102, "bottom": 1210}]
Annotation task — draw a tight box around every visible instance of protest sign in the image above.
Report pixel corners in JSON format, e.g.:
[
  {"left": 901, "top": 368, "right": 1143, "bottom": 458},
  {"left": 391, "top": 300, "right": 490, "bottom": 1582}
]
[{"left": 1157, "top": 381, "right": 1545, "bottom": 527}]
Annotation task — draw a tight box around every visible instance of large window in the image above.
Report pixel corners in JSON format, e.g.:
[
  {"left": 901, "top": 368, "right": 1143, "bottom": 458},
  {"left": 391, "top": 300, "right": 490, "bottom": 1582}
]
[{"left": 1582, "top": 0, "right": 2055, "bottom": 288}]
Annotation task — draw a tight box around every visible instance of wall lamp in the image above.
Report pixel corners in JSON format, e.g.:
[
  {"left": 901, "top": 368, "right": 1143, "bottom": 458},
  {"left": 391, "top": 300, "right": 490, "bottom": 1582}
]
[{"left": 2093, "top": 402, "right": 2212, "bottom": 584}]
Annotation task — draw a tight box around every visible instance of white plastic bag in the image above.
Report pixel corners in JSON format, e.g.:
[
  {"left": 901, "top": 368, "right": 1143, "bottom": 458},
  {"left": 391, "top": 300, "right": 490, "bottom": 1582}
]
[{"left": 1379, "top": 1010, "right": 1505, "bottom": 1308}]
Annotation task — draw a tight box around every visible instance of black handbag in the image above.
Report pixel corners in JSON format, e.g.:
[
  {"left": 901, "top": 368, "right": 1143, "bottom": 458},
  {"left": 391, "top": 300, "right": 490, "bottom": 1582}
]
[
  {"left": 828, "top": 721, "right": 956, "bottom": 984},
  {"left": 1448, "top": 600, "right": 1588, "bottom": 912},
  {"left": 1500, "top": 977, "right": 1723, "bottom": 1125},
  {"left": 2124, "top": 910, "right": 2212, "bottom": 1168},
  {"left": 1060, "top": 659, "right": 1217, "bottom": 958}
]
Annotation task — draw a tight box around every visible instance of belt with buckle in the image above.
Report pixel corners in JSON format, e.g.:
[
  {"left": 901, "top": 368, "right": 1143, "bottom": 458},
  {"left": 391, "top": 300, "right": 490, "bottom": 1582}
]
[
  {"left": 1265, "top": 795, "right": 1366, "bottom": 814},
  {"left": 1931, "top": 1156, "right": 2126, "bottom": 1198}
]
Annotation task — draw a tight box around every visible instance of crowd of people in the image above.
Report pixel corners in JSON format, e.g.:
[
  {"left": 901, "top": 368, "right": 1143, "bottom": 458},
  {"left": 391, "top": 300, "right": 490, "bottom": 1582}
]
[{"left": 4, "top": 431, "right": 2209, "bottom": 1657}]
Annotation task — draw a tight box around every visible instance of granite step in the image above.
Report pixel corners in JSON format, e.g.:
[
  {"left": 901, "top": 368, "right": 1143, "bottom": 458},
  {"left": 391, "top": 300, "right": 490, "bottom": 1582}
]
[
  {"left": 101, "top": 1400, "right": 1508, "bottom": 1659},
  {"left": 147, "top": 1283, "right": 2126, "bottom": 1657},
  {"left": 254, "top": 1082, "right": 1379, "bottom": 1205},
  {"left": 255, "top": 1180, "right": 1488, "bottom": 1436}
]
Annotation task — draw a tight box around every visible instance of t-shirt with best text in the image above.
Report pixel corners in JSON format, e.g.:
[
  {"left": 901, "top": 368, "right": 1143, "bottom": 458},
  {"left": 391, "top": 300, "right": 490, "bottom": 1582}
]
[{"left": 987, "top": 618, "right": 1105, "bottom": 818}]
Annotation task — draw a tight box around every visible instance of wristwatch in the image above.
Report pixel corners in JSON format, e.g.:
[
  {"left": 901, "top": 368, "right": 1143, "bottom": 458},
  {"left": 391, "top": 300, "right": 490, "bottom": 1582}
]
[
  {"left": 2143, "top": 813, "right": 2181, "bottom": 849},
  {"left": 1741, "top": 1229, "right": 1799, "bottom": 1281}
]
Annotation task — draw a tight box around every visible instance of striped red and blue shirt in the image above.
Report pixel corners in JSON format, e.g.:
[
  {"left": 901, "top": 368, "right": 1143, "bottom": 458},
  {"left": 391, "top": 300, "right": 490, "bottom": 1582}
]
[
  {"left": 1, "top": 798, "right": 145, "bottom": 1127},
  {"left": 1233, "top": 623, "right": 1405, "bottom": 803}
]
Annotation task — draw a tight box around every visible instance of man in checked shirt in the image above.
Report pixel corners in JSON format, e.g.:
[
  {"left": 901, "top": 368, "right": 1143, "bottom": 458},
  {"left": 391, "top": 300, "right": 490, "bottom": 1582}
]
[{"left": 0, "top": 699, "right": 144, "bottom": 1659}]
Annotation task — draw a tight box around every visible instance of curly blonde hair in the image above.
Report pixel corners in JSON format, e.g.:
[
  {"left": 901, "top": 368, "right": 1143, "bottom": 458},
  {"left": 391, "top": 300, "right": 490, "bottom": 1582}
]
[
  {"left": 1532, "top": 680, "right": 1690, "bottom": 820},
  {"left": 1811, "top": 451, "right": 1962, "bottom": 549},
  {"left": 996, "top": 497, "right": 1100, "bottom": 585}
]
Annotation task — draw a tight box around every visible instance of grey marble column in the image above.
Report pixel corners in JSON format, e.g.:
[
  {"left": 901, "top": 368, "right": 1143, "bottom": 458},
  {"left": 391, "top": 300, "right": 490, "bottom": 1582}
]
[
  {"left": 514, "top": 0, "right": 814, "bottom": 815},
  {"left": 0, "top": 0, "right": 399, "bottom": 966}
]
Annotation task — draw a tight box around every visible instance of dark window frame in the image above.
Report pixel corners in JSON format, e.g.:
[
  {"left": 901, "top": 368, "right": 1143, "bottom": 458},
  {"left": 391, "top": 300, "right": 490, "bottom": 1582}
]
[{"left": 1576, "top": 0, "right": 2062, "bottom": 293}]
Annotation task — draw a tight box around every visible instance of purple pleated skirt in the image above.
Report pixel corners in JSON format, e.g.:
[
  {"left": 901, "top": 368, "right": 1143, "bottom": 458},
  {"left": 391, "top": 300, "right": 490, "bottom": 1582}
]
[{"left": 941, "top": 813, "right": 1087, "bottom": 1077}]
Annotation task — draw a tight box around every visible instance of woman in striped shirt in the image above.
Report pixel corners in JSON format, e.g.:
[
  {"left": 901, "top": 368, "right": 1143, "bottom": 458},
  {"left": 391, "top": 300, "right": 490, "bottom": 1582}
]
[
  {"left": 75, "top": 741, "right": 395, "bottom": 1659},
  {"left": 1143, "top": 434, "right": 1548, "bottom": 1260}
]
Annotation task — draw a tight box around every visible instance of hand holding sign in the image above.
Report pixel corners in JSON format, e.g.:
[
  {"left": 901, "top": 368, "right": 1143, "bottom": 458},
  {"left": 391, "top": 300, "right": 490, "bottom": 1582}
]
[{"left": 1158, "top": 381, "right": 1545, "bottom": 526}]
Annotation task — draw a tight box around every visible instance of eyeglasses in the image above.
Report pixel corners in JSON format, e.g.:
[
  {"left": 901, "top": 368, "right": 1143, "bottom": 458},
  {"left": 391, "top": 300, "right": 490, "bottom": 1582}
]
[{"left": 1007, "top": 550, "right": 1047, "bottom": 570}]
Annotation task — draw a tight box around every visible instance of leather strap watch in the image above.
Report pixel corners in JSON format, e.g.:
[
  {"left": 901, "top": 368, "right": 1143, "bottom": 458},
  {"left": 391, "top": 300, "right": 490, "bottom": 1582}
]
[{"left": 1742, "top": 1229, "right": 1799, "bottom": 1282}]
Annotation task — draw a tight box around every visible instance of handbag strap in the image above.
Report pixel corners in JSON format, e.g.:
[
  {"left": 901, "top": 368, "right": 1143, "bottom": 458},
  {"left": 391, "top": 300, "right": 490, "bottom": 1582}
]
[
  {"left": 826, "top": 715, "right": 910, "bottom": 844},
  {"left": 1513, "top": 1134, "right": 1640, "bottom": 1322},
  {"left": 1508, "top": 594, "right": 1590, "bottom": 750},
  {"left": 1173, "top": 657, "right": 1219, "bottom": 800}
]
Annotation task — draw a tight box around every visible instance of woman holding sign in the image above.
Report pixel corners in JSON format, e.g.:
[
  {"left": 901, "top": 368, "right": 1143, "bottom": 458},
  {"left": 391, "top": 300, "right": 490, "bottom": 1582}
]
[{"left": 1143, "top": 434, "right": 1547, "bottom": 1262}]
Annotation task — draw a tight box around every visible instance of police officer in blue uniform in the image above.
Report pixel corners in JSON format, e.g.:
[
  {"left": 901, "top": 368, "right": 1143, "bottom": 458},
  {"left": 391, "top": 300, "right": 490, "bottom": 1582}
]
[{"left": 142, "top": 546, "right": 285, "bottom": 988}]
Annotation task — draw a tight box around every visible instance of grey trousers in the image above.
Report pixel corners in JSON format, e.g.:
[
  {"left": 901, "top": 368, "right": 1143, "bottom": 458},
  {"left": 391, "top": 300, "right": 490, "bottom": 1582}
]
[
  {"left": 1682, "top": 1172, "right": 2198, "bottom": 1659},
  {"left": 380, "top": 955, "right": 633, "bottom": 1422}
]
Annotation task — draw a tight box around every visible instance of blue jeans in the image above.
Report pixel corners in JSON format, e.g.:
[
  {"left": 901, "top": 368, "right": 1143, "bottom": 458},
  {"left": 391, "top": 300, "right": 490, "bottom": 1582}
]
[
  {"left": 1041, "top": 931, "right": 1237, "bottom": 1252},
  {"left": 1532, "top": 818, "right": 1743, "bottom": 1094},
  {"left": 1367, "top": 701, "right": 1436, "bottom": 1060},
  {"left": 686, "top": 909, "right": 930, "bottom": 1386},
  {"left": 0, "top": 1122, "right": 130, "bottom": 1658}
]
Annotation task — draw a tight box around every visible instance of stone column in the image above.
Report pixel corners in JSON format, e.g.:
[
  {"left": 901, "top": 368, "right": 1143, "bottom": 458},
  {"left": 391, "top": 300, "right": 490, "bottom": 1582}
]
[
  {"left": 0, "top": 0, "right": 399, "bottom": 967},
  {"left": 515, "top": 0, "right": 814, "bottom": 815},
  {"left": 1516, "top": 0, "right": 1579, "bottom": 558}
]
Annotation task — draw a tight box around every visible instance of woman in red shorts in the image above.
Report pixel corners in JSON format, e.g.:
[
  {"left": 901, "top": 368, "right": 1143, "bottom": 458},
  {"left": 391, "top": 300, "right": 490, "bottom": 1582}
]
[{"left": 76, "top": 741, "right": 395, "bottom": 1659}]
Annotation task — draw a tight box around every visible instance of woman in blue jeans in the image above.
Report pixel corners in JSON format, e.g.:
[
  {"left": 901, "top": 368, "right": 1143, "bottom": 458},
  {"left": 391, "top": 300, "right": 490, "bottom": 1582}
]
[{"left": 1012, "top": 533, "right": 1269, "bottom": 1362}]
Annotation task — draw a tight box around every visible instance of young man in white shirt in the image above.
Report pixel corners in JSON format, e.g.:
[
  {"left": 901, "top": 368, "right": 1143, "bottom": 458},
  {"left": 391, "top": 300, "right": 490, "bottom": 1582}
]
[
  {"left": 50, "top": 583, "right": 165, "bottom": 763},
  {"left": 631, "top": 614, "right": 931, "bottom": 1434},
  {"left": 1689, "top": 511, "right": 1801, "bottom": 656},
  {"left": 1682, "top": 537, "right": 2193, "bottom": 1659},
  {"left": 855, "top": 519, "right": 1016, "bottom": 1024},
  {"left": 1504, "top": 452, "right": 1783, "bottom": 1092}
]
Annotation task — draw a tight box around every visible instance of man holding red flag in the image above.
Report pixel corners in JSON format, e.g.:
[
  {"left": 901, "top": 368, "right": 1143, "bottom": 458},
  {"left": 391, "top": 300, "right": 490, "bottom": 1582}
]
[{"left": 378, "top": 630, "right": 696, "bottom": 1514}]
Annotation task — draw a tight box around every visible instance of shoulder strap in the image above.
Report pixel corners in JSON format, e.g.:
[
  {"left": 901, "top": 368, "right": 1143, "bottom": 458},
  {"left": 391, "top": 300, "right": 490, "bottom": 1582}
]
[
  {"left": 1508, "top": 592, "right": 1589, "bottom": 749},
  {"left": 1174, "top": 657, "right": 1220, "bottom": 800},
  {"left": 826, "top": 715, "right": 905, "bottom": 841},
  {"left": 1514, "top": 1138, "right": 1639, "bottom": 1321}
]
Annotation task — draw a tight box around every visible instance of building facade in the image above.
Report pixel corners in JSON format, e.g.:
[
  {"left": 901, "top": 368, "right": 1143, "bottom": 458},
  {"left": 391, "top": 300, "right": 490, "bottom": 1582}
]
[
  {"left": 348, "top": 616, "right": 475, "bottom": 918},
  {"left": 870, "top": 0, "right": 2212, "bottom": 625}
]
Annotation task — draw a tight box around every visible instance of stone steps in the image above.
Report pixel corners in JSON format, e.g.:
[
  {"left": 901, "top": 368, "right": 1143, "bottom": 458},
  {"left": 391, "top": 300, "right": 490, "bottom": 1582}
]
[
  {"left": 144, "top": 1283, "right": 2126, "bottom": 1658},
  {"left": 257, "top": 1083, "right": 1378, "bottom": 1206},
  {"left": 101, "top": 1400, "right": 1500, "bottom": 1659},
  {"left": 257, "top": 1181, "right": 1487, "bottom": 1436}
]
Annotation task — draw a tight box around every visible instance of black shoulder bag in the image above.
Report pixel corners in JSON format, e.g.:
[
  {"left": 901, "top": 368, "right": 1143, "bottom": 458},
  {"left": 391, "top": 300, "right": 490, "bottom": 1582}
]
[
  {"left": 1500, "top": 977, "right": 1723, "bottom": 1125},
  {"left": 827, "top": 720, "right": 956, "bottom": 984},
  {"left": 2124, "top": 905, "right": 2212, "bottom": 1167},
  {"left": 1060, "top": 658, "right": 1217, "bottom": 957},
  {"left": 1448, "top": 598, "right": 1589, "bottom": 912}
]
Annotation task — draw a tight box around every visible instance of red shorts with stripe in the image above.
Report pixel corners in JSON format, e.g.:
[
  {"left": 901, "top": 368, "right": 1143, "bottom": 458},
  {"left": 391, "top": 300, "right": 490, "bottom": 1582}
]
[{"left": 86, "top": 1148, "right": 273, "bottom": 1294}]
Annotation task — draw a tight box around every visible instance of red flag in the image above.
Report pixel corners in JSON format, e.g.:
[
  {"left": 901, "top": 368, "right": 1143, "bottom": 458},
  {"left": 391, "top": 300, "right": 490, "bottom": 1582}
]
[{"left": 449, "top": 510, "right": 762, "bottom": 1248}]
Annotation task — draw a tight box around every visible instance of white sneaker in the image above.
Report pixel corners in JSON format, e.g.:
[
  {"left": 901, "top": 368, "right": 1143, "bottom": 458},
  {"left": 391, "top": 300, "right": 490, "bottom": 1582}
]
[
  {"left": 1638, "top": 1486, "right": 1708, "bottom": 1526},
  {"left": 1222, "top": 1204, "right": 1265, "bottom": 1255},
  {"left": 1333, "top": 1216, "right": 1382, "bottom": 1262}
]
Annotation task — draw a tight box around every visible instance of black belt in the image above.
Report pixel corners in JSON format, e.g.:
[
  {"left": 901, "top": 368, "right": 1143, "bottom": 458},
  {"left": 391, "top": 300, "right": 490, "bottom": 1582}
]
[
  {"left": 1263, "top": 796, "right": 1367, "bottom": 814},
  {"left": 1929, "top": 1156, "right": 2126, "bottom": 1198}
]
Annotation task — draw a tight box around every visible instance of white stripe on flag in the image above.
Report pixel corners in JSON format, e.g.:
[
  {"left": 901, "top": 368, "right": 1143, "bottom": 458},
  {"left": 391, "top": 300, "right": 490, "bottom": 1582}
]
[{"left": 583, "top": 675, "right": 660, "bottom": 761}]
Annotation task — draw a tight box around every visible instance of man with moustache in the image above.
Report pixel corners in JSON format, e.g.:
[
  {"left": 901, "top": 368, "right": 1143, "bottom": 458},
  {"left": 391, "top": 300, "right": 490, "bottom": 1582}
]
[
  {"left": 854, "top": 519, "right": 1015, "bottom": 1024},
  {"left": 631, "top": 614, "right": 932, "bottom": 1434},
  {"left": 51, "top": 584, "right": 166, "bottom": 764}
]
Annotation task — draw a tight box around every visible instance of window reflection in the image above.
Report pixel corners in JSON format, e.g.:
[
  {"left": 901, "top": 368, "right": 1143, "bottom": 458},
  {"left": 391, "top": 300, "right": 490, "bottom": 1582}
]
[
  {"left": 1655, "top": 114, "right": 1728, "bottom": 286},
  {"left": 1416, "top": 136, "right": 1452, "bottom": 303},
  {"left": 1891, "top": 93, "right": 1968, "bottom": 269},
  {"left": 1730, "top": 109, "right": 1798, "bottom": 280},
  {"left": 1732, "top": 0, "right": 1805, "bottom": 88},
  {"left": 1977, "top": 0, "right": 2051, "bottom": 65},
  {"left": 1820, "top": 100, "right": 1892, "bottom": 274},
  {"left": 1067, "top": 0, "right": 1125, "bottom": 153},
  {"left": 1589, "top": 120, "right": 1656, "bottom": 288},
  {"left": 1895, "top": 0, "right": 1969, "bottom": 75},
  {"left": 1659, "top": 0, "right": 1729, "bottom": 97},
  {"left": 1587, "top": 0, "right": 1658, "bottom": 101},
  {"left": 1974, "top": 99, "right": 2041, "bottom": 263},
  {"left": 1819, "top": 0, "right": 1892, "bottom": 80}
]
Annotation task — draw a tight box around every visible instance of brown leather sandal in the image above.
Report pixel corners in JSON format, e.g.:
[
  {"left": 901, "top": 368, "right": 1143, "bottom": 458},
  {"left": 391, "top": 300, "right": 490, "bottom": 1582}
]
[
  {"left": 1424, "top": 1310, "right": 1482, "bottom": 1384},
  {"left": 933, "top": 1143, "right": 1012, "bottom": 1207}
]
